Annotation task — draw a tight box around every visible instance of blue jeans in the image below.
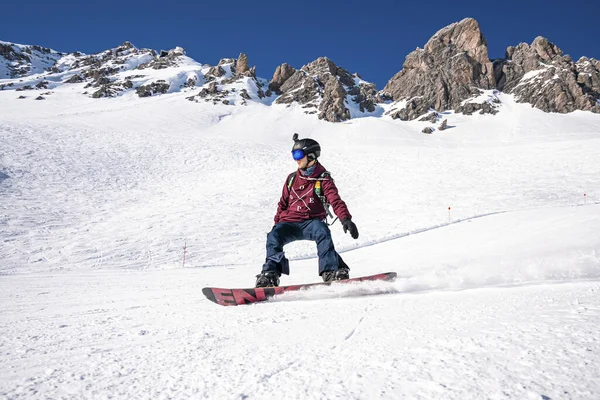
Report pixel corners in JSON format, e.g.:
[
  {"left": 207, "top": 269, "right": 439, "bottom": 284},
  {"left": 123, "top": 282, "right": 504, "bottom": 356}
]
[{"left": 262, "top": 219, "right": 348, "bottom": 276}]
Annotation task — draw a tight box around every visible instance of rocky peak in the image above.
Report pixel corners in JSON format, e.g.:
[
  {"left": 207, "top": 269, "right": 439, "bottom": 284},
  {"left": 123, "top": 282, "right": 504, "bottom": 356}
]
[
  {"left": 271, "top": 57, "right": 379, "bottom": 122},
  {"left": 529, "top": 36, "right": 563, "bottom": 61},
  {"left": 499, "top": 37, "right": 566, "bottom": 90},
  {"left": 236, "top": 53, "right": 249, "bottom": 75},
  {"left": 383, "top": 17, "right": 496, "bottom": 120},
  {"left": 120, "top": 41, "right": 134, "bottom": 50},
  {"left": 235, "top": 53, "right": 256, "bottom": 78},
  {"left": 424, "top": 17, "right": 492, "bottom": 70},
  {"left": 140, "top": 46, "right": 185, "bottom": 70},
  {"left": 382, "top": 18, "right": 599, "bottom": 119},
  {"left": 302, "top": 57, "right": 337, "bottom": 76},
  {"left": 495, "top": 37, "right": 600, "bottom": 114},
  {"left": 269, "top": 63, "right": 296, "bottom": 93},
  {"left": 208, "top": 54, "right": 256, "bottom": 79}
]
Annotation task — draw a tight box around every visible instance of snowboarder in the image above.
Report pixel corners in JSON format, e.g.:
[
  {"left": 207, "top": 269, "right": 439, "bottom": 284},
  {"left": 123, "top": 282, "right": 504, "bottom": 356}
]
[{"left": 255, "top": 134, "right": 360, "bottom": 288}]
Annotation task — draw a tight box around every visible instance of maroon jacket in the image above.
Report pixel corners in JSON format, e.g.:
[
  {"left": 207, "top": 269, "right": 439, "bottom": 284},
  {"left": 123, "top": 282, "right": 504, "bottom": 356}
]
[{"left": 274, "top": 162, "right": 352, "bottom": 224}]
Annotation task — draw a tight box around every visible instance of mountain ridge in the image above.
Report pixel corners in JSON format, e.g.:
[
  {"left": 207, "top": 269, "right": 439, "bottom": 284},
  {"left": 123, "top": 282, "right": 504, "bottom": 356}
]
[{"left": 2, "top": 18, "right": 599, "bottom": 122}]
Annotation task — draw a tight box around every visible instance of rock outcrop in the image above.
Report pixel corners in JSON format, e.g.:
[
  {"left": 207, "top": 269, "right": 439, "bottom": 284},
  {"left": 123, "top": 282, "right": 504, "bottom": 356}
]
[
  {"left": 204, "top": 53, "right": 256, "bottom": 80},
  {"left": 382, "top": 18, "right": 599, "bottom": 119},
  {"left": 135, "top": 80, "right": 170, "bottom": 97},
  {"left": 236, "top": 53, "right": 249, "bottom": 75},
  {"left": 268, "top": 63, "right": 296, "bottom": 93},
  {"left": 137, "top": 46, "right": 182, "bottom": 70},
  {"left": 438, "top": 119, "right": 448, "bottom": 130},
  {"left": 383, "top": 18, "right": 495, "bottom": 120},
  {"left": 271, "top": 57, "right": 380, "bottom": 122},
  {"left": 494, "top": 37, "right": 600, "bottom": 113},
  {"left": 184, "top": 54, "right": 266, "bottom": 105},
  {"left": 0, "top": 42, "right": 64, "bottom": 78}
]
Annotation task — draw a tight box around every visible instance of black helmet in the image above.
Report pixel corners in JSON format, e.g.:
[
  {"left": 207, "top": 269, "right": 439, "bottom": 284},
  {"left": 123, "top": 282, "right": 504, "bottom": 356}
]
[{"left": 291, "top": 133, "right": 321, "bottom": 161}]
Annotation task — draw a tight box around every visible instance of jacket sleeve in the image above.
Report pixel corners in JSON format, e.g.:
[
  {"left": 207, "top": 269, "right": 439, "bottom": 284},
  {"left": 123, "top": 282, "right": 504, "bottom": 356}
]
[
  {"left": 274, "top": 180, "right": 289, "bottom": 224},
  {"left": 322, "top": 176, "right": 352, "bottom": 222}
]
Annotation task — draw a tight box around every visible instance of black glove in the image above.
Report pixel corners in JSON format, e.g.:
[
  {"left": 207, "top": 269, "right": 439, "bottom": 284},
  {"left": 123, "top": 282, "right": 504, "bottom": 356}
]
[{"left": 342, "top": 218, "right": 359, "bottom": 239}]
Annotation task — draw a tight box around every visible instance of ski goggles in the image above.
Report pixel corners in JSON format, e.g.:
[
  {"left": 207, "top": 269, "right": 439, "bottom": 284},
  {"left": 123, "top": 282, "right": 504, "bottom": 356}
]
[{"left": 292, "top": 149, "right": 306, "bottom": 160}]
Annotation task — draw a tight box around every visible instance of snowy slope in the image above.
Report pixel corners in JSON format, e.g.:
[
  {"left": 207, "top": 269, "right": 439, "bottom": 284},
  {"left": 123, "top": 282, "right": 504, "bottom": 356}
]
[{"left": 1, "top": 86, "right": 600, "bottom": 399}]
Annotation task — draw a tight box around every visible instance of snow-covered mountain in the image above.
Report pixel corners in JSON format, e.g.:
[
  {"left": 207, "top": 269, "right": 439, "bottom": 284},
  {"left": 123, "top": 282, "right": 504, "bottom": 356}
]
[
  {"left": 0, "top": 40, "right": 66, "bottom": 78},
  {"left": 0, "top": 40, "right": 272, "bottom": 108},
  {"left": 2, "top": 17, "right": 599, "bottom": 125}
]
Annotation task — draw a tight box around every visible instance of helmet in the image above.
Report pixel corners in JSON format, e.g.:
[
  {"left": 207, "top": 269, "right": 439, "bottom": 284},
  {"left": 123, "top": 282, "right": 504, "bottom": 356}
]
[{"left": 291, "top": 133, "right": 321, "bottom": 161}]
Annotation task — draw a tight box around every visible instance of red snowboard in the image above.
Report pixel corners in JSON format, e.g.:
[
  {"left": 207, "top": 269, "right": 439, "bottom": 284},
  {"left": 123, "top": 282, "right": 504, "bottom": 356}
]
[{"left": 202, "top": 272, "right": 397, "bottom": 306}]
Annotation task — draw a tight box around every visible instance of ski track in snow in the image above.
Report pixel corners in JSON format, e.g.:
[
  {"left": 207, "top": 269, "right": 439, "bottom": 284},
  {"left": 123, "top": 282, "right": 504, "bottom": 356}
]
[
  {"left": 295, "top": 204, "right": 597, "bottom": 259},
  {"left": 1, "top": 91, "right": 600, "bottom": 399}
]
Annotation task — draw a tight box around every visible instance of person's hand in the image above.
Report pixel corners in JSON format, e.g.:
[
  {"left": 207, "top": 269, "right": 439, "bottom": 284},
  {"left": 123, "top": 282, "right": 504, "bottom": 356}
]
[{"left": 342, "top": 219, "right": 359, "bottom": 239}]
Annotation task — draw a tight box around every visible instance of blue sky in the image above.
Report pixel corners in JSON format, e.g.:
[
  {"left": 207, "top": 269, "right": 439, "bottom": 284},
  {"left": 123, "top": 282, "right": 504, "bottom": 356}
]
[{"left": 1, "top": 0, "right": 598, "bottom": 89}]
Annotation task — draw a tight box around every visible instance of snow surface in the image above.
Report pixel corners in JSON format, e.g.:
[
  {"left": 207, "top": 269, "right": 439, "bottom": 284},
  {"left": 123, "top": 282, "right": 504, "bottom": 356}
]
[
  {"left": 459, "top": 89, "right": 500, "bottom": 106},
  {"left": 1, "top": 80, "right": 600, "bottom": 399}
]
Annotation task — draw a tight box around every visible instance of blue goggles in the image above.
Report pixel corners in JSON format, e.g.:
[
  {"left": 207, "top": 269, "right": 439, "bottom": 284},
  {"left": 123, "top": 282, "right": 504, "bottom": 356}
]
[{"left": 292, "top": 149, "right": 305, "bottom": 160}]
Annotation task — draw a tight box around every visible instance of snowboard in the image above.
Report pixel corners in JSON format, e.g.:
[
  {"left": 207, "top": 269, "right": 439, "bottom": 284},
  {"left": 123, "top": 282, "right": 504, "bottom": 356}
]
[{"left": 202, "top": 272, "right": 397, "bottom": 306}]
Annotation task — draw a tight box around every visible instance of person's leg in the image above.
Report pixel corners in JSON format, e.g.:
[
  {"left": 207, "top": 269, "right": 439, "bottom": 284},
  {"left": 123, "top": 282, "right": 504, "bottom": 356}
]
[
  {"left": 261, "top": 222, "right": 302, "bottom": 276},
  {"left": 301, "top": 219, "right": 342, "bottom": 275},
  {"left": 256, "top": 222, "right": 304, "bottom": 287}
]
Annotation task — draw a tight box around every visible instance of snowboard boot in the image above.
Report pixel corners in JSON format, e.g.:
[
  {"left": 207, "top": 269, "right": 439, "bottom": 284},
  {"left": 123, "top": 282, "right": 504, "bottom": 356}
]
[
  {"left": 321, "top": 267, "right": 350, "bottom": 283},
  {"left": 255, "top": 270, "right": 280, "bottom": 288}
]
